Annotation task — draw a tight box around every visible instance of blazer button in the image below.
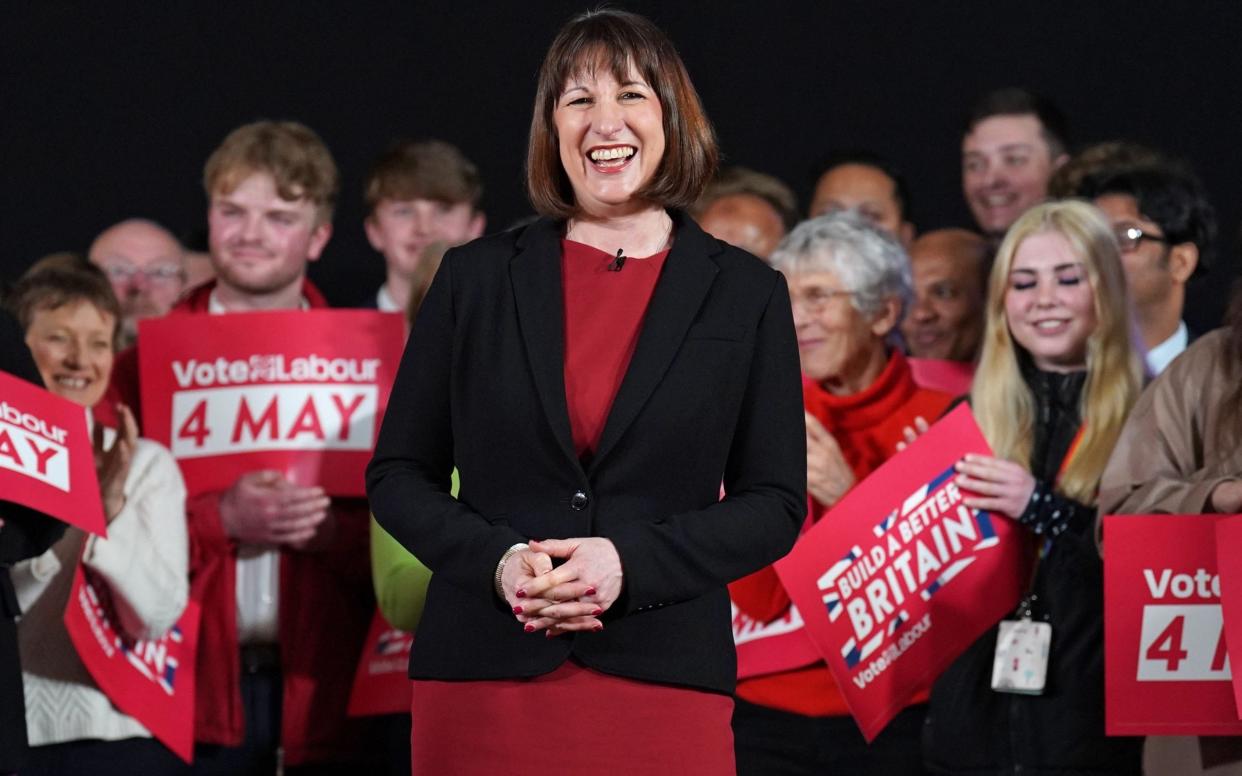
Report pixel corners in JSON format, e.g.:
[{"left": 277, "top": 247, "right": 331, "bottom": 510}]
[{"left": 570, "top": 490, "right": 589, "bottom": 511}]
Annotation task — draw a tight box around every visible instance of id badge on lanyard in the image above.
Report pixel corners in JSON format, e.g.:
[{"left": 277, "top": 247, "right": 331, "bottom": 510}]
[
  {"left": 991, "top": 595, "right": 1052, "bottom": 694},
  {"left": 989, "top": 425, "right": 1084, "bottom": 696}
]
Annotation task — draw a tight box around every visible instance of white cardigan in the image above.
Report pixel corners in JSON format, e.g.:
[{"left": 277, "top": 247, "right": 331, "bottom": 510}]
[{"left": 13, "top": 428, "right": 189, "bottom": 747}]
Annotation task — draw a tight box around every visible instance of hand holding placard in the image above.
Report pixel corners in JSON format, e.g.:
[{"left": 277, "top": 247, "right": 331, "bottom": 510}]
[
  {"left": 775, "top": 404, "right": 1027, "bottom": 741},
  {"left": 954, "top": 454, "right": 1037, "bottom": 519}
]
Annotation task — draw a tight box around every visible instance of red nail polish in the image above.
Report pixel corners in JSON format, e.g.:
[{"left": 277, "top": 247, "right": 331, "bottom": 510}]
[
  {"left": 524, "top": 623, "right": 535, "bottom": 633},
  {"left": 512, "top": 606, "right": 523, "bottom": 615},
  {"left": 592, "top": 607, "right": 603, "bottom": 616},
  {"left": 515, "top": 589, "right": 526, "bottom": 599},
  {"left": 585, "top": 587, "right": 597, "bottom": 596},
  {"left": 593, "top": 623, "right": 604, "bottom": 632}
]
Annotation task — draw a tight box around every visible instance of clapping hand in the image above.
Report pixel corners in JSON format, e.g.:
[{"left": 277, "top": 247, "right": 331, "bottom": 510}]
[
  {"left": 806, "top": 412, "right": 855, "bottom": 508},
  {"left": 95, "top": 404, "right": 138, "bottom": 522}
]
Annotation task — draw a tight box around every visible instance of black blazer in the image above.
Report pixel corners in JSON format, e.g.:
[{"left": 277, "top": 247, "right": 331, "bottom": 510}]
[
  {"left": 367, "top": 211, "right": 805, "bottom": 694},
  {"left": 0, "top": 310, "right": 66, "bottom": 771}
]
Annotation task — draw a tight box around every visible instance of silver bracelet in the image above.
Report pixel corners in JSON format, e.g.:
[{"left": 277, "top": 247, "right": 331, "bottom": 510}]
[{"left": 494, "top": 542, "right": 529, "bottom": 599}]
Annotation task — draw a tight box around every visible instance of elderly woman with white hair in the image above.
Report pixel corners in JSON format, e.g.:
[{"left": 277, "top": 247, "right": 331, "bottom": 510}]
[{"left": 730, "top": 212, "right": 953, "bottom": 775}]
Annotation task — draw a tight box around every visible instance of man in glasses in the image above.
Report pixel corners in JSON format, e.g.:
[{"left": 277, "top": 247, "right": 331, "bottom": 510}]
[
  {"left": 88, "top": 218, "right": 186, "bottom": 348},
  {"left": 1080, "top": 161, "right": 1216, "bottom": 374}
]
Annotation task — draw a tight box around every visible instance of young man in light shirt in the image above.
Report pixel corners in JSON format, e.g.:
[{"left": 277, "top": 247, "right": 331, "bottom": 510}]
[
  {"left": 361, "top": 139, "right": 485, "bottom": 312},
  {"left": 107, "top": 120, "right": 379, "bottom": 774}
]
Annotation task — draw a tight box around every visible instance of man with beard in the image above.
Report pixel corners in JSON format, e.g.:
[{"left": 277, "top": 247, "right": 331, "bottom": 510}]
[
  {"left": 106, "top": 121, "right": 379, "bottom": 775},
  {"left": 88, "top": 219, "right": 185, "bottom": 348}
]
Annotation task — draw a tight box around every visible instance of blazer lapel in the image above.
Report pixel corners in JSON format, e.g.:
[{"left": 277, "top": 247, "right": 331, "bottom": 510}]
[
  {"left": 589, "top": 212, "right": 721, "bottom": 474},
  {"left": 509, "top": 219, "right": 581, "bottom": 469}
]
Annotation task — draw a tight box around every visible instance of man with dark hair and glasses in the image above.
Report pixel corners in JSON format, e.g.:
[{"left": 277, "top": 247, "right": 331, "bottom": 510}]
[{"left": 1079, "top": 160, "right": 1217, "bottom": 374}]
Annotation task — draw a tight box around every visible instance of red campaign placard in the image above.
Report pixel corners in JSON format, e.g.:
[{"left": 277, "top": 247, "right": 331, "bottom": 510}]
[
  {"left": 347, "top": 607, "right": 413, "bottom": 717},
  {"left": 775, "top": 404, "right": 1029, "bottom": 741},
  {"left": 64, "top": 562, "right": 201, "bottom": 762},
  {"left": 138, "top": 310, "right": 404, "bottom": 497},
  {"left": 908, "top": 358, "right": 975, "bottom": 397},
  {"left": 732, "top": 601, "right": 823, "bottom": 680},
  {"left": 1103, "top": 515, "right": 1242, "bottom": 735},
  {"left": 0, "top": 370, "right": 105, "bottom": 536},
  {"left": 1217, "top": 515, "right": 1242, "bottom": 717}
]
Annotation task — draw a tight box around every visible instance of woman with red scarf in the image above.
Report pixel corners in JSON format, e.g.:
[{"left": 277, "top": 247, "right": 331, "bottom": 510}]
[{"left": 730, "top": 212, "right": 951, "bottom": 775}]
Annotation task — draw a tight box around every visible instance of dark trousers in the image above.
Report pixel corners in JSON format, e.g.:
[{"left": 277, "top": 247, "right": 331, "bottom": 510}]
[
  {"left": 192, "top": 651, "right": 282, "bottom": 776},
  {"left": 21, "top": 736, "right": 184, "bottom": 776},
  {"left": 191, "top": 648, "right": 382, "bottom": 776},
  {"left": 733, "top": 697, "right": 929, "bottom": 776},
  {"left": 379, "top": 713, "right": 411, "bottom": 776}
]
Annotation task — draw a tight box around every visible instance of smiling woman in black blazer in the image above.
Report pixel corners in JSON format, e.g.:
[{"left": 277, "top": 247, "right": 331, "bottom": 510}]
[{"left": 366, "top": 9, "right": 805, "bottom": 774}]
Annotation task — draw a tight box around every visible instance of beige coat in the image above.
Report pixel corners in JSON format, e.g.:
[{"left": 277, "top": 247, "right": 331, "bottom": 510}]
[{"left": 1099, "top": 328, "right": 1242, "bottom": 515}]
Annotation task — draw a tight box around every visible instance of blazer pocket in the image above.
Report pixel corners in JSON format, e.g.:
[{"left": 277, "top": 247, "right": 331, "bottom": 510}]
[{"left": 685, "top": 322, "right": 746, "bottom": 342}]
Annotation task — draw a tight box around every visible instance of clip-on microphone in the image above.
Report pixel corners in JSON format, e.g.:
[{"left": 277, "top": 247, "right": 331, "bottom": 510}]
[{"left": 607, "top": 248, "right": 627, "bottom": 272}]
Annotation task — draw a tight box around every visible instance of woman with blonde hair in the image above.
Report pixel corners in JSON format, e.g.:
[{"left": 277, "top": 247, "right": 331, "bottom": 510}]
[{"left": 923, "top": 200, "right": 1144, "bottom": 774}]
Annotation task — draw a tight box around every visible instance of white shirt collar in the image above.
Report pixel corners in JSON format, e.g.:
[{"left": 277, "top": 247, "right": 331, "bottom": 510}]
[
  {"left": 376, "top": 284, "right": 401, "bottom": 313},
  {"left": 1146, "top": 320, "right": 1189, "bottom": 375},
  {"left": 208, "top": 288, "right": 309, "bottom": 315}
]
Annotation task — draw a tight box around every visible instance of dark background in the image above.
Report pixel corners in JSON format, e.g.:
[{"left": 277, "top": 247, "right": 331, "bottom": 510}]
[{"left": 4, "top": 2, "right": 1241, "bottom": 328}]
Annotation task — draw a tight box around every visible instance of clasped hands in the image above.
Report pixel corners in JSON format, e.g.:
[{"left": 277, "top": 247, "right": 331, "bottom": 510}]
[
  {"left": 220, "top": 469, "right": 336, "bottom": 551},
  {"left": 500, "top": 538, "right": 624, "bottom": 637}
]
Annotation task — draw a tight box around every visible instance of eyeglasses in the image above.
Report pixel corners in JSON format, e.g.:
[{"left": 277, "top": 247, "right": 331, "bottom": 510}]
[
  {"left": 790, "top": 287, "right": 855, "bottom": 315},
  {"left": 1114, "top": 225, "right": 1168, "bottom": 253},
  {"left": 101, "top": 263, "right": 185, "bottom": 286}
]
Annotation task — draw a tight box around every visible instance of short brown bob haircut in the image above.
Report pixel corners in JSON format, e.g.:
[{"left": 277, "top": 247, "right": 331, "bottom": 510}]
[
  {"left": 526, "top": 9, "right": 718, "bottom": 218},
  {"left": 365, "top": 139, "right": 483, "bottom": 214},
  {"left": 204, "top": 120, "right": 340, "bottom": 223},
  {"left": 8, "top": 254, "right": 123, "bottom": 349}
]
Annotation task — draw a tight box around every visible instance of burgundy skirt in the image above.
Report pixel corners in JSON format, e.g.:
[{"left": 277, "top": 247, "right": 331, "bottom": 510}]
[{"left": 410, "top": 661, "right": 735, "bottom": 775}]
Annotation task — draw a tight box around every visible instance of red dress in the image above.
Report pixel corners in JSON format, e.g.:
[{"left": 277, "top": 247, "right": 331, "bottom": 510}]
[{"left": 409, "top": 239, "right": 735, "bottom": 775}]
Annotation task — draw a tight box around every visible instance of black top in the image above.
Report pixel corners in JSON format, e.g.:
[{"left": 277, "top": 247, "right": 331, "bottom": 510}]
[
  {"left": 924, "top": 363, "right": 1142, "bottom": 775},
  {"left": 0, "top": 309, "right": 67, "bottom": 771},
  {"left": 366, "top": 212, "right": 806, "bottom": 694}
]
